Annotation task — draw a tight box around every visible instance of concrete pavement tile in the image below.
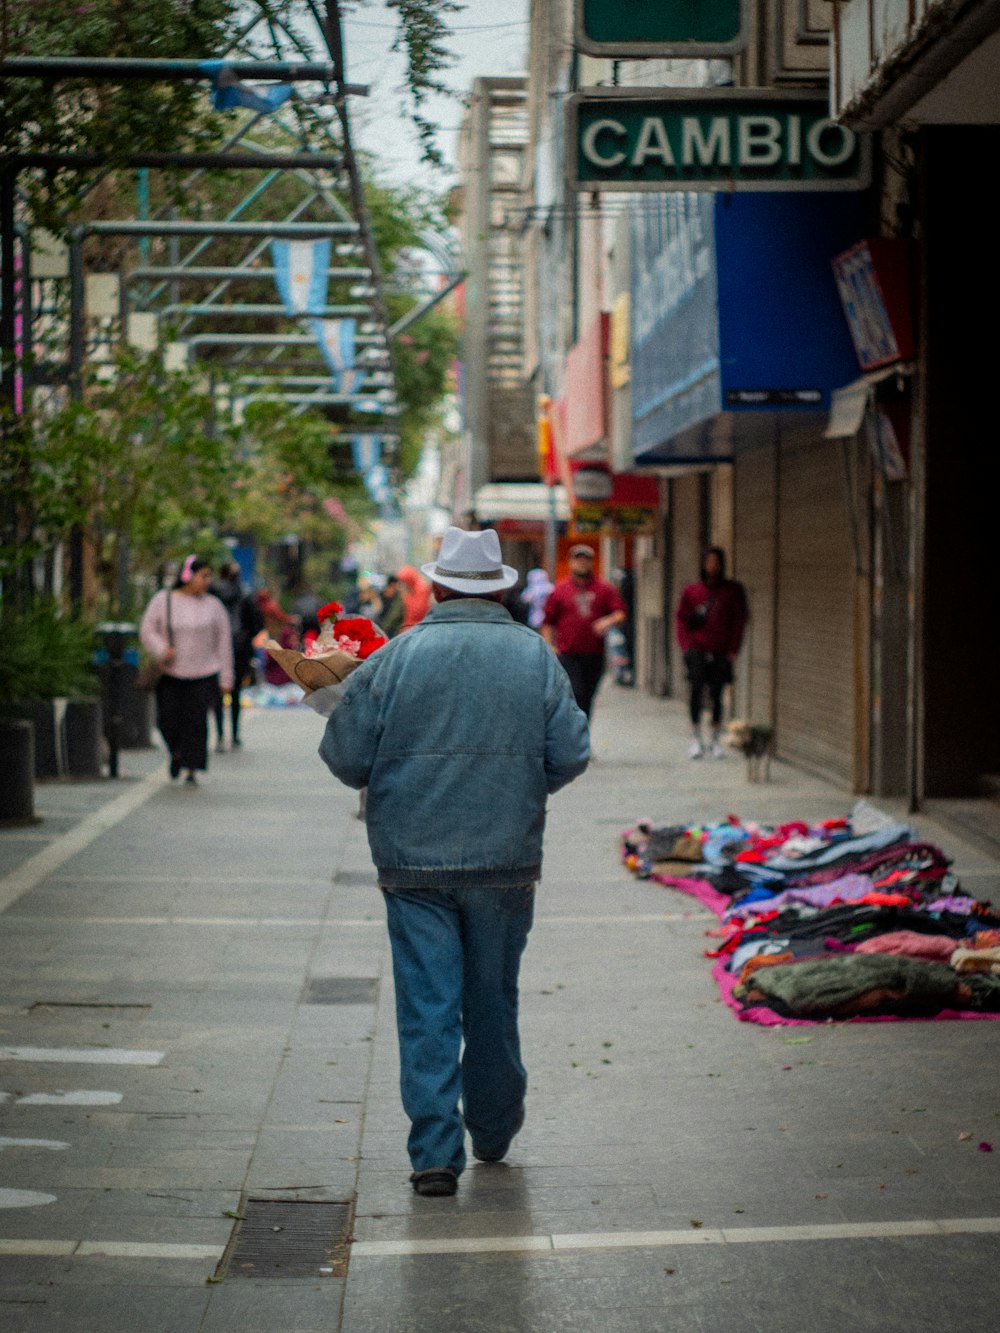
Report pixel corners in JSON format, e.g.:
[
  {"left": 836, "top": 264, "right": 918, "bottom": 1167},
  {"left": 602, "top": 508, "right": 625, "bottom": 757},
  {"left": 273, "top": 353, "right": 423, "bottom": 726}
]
[
  {"left": 83, "top": 1186, "right": 242, "bottom": 1220},
  {"left": 200, "top": 1279, "right": 343, "bottom": 1333},
  {"left": 340, "top": 1251, "right": 709, "bottom": 1333},
  {"left": 0, "top": 1285, "right": 211, "bottom": 1332}
]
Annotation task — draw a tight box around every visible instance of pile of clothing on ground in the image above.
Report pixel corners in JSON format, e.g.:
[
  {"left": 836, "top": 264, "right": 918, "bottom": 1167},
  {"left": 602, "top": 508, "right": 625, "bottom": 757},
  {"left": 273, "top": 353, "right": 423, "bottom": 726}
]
[{"left": 621, "top": 801, "right": 1000, "bottom": 1026}]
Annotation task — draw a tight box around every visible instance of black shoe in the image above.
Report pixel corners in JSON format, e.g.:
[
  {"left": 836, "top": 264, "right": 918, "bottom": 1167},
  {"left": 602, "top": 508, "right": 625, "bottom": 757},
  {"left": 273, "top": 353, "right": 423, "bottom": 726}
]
[
  {"left": 232, "top": 737, "right": 242, "bottom": 748},
  {"left": 410, "top": 1168, "right": 458, "bottom": 1197},
  {"left": 169, "top": 756, "right": 182, "bottom": 779},
  {"left": 184, "top": 772, "right": 198, "bottom": 786},
  {"left": 472, "top": 1105, "right": 525, "bottom": 1163}
]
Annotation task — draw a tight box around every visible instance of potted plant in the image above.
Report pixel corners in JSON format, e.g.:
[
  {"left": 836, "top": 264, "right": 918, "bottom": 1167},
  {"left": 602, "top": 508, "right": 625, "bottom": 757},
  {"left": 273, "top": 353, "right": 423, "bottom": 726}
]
[{"left": 0, "top": 599, "right": 104, "bottom": 781}]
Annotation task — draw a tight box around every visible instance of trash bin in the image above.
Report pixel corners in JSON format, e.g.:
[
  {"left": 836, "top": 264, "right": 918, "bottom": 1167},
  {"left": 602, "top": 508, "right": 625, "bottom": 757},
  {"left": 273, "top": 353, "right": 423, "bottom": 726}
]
[{"left": 94, "top": 622, "right": 148, "bottom": 776}]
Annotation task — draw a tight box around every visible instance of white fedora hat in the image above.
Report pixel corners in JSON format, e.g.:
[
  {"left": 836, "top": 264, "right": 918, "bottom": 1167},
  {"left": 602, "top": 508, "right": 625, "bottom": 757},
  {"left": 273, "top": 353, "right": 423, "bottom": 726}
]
[{"left": 421, "top": 526, "right": 518, "bottom": 594}]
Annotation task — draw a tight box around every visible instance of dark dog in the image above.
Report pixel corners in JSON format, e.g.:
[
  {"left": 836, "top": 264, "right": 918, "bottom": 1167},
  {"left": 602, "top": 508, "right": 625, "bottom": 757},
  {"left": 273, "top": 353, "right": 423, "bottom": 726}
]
[{"left": 726, "top": 720, "right": 774, "bottom": 782}]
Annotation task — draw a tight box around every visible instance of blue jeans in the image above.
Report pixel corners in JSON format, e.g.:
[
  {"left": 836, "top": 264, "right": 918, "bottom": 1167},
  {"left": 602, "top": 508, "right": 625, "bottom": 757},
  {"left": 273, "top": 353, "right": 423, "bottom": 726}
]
[{"left": 382, "top": 884, "right": 535, "bottom": 1175}]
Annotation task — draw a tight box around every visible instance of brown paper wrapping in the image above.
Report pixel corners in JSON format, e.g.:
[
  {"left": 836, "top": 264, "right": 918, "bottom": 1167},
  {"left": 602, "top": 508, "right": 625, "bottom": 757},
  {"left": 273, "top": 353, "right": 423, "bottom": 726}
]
[{"left": 264, "top": 640, "right": 363, "bottom": 692}]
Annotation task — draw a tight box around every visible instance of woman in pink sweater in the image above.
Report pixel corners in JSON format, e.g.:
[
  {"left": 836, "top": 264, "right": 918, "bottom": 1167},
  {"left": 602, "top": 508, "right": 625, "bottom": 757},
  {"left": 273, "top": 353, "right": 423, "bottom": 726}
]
[{"left": 140, "top": 556, "right": 234, "bottom": 785}]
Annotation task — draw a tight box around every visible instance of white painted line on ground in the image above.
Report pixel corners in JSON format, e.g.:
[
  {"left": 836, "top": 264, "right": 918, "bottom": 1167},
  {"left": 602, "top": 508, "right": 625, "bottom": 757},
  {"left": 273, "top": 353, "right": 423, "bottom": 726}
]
[
  {"left": 356, "top": 1235, "right": 554, "bottom": 1257},
  {"left": 534, "top": 913, "right": 713, "bottom": 925},
  {"left": 0, "top": 1239, "right": 75, "bottom": 1254},
  {"left": 15, "top": 1091, "right": 123, "bottom": 1106},
  {"left": 0, "top": 1190, "right": 58, "bottom": 1209},
  {"left": 0, "top": 1137, "right": 70, "bottom": 1152},
  {"left": 349, "top": 1216, "right": 1000, "bottom": 1258},
  {"left": 0, "top": 767, "right": 167, "bottom": 914},
  {"left": 0, "top": 1046, "right": 164, "bottom": 1066},
  {"left": 551, "top": 1228, "right": 723, "bottom": 1250},
  {"left": 4, "top": 913, "right": 703, "bottom": 929},
  {"left": 0, "top": 1238, "right": 224, "bottom": 1259},
  {"left": 9, "top": 1218, "right": 997, "bottom": 1258},
  {"left": 2, "top": 916, "right": 380, "bottom": 928},
  {"left": 75, "top": 1240, "right": 225, "bottom": 1260},
  {"left": 46, "top": 874, "right": 337, "bottom": 885}
]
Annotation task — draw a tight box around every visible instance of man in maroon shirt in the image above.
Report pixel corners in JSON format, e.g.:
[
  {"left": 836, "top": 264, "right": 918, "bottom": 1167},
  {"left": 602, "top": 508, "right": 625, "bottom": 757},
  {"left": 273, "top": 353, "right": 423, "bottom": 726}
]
[
  {"left": 541, "top": 545, "right": 627, "bottom": 720},
  {"left": 675, "top": 547, "right": 749, "bottom": 759}
]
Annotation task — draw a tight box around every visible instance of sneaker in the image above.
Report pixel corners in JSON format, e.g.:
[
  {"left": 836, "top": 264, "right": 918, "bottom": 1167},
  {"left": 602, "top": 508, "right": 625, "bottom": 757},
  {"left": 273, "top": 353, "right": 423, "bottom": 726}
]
[
  {"left": 688, "top": 738, "right": 704, "bottom": 759},
  {"left": 710, "top": 740, "right": 726, "bottom": 759}
]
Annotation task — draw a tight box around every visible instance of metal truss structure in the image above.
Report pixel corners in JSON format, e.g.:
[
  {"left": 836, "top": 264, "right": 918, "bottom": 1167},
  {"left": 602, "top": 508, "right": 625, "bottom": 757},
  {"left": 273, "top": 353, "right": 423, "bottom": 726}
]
[{"left": 0, "top": 1, "right": 441, "bottom": 450}]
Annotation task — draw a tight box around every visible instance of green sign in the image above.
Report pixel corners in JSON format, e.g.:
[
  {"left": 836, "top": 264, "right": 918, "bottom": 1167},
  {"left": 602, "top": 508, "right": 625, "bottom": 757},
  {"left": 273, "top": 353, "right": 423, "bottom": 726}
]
[
  {"left": 569, "top": 91, "right": 871, "bottom": 193},
  {"left": 576, "top": 0, "right": 748, "bottom": 56}
]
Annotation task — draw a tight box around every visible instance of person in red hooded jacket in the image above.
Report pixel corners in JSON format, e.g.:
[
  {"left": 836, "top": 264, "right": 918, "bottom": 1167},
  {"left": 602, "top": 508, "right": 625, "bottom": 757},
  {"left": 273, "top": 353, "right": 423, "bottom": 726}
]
[
  {"left": 396, "top": 565, "right": 432, "bottom": 632},
  {"left": 675, "top": 547, "right": 748, "bottom": 760}
]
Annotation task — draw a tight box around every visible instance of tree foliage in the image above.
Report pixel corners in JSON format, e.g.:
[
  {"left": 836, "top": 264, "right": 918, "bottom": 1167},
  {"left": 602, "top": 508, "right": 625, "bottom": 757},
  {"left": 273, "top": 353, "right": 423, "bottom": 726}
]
[
  {"left": 229, "top": 400, "right": 371, "bottom": 554},
  {"left": 2, "top": 348, "right": 243, "bottom": 613},
  {"left": 386, "top": 0, "right": 465, "bottom": 168},
  {"left": 0, "top": 0, "right": 240, "bottom": 229}
]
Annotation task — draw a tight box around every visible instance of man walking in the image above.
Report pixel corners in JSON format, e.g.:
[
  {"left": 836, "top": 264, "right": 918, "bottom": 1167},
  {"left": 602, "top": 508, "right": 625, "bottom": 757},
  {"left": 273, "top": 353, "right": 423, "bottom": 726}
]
[
  {"left": 541, "top": 544, "right": 627, "bottom": 719},
  {"left": 315, "top": 527, "right": 590, "bottom": 1197}
]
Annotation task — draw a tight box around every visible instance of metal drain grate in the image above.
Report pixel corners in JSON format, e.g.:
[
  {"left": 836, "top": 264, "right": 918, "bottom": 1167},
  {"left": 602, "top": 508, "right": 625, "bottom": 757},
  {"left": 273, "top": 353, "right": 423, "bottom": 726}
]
[
  {"left": 217, "top": 1199, "right": 353, "bottom": 1279},
  {"left": 304, "top": 977, "right": 378, "bottom": 1004}
]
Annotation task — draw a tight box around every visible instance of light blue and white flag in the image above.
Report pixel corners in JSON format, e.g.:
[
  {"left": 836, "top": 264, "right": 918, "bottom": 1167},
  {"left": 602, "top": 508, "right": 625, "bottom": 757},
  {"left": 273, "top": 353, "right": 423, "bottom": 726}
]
[
  {"left": 350, "top": 434, "right": 382, "bottom": 473},
  {"left": 363, "top": 464, "right": 391, "bottom": 504},
  {"left": 271, "top": 239, "right": 331, "bottom": 316},
  {"left": 311, "top": 317, "right": 357, "bottom": 392},
  {"left": 201, "top": 61, "right": 293, "bottom": 114}
]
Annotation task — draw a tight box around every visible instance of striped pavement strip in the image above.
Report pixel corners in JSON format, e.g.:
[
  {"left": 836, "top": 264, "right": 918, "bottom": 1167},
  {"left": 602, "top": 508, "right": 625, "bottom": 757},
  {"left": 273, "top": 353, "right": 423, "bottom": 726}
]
[
  {"left": 349, "top": 1216, "right": 1000, "bottom": 1257},
  {"left": 0, "top": 1046, "right": 164, "bottom": 1066},
  {"left": 2, "top": 1217, "right": 998, "bottom": 1262},
  {"left": 0, "top": 912, "right": 706, "bottom": 928},
  {"left": 0, "top": 1239, "right": 224, "bottom": 1260}
]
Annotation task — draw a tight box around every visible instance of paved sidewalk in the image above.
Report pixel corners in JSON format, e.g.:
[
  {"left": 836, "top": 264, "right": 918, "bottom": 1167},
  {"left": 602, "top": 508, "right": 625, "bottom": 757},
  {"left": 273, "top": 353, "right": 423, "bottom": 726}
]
[{"left": 1, "top": 684, "right": 998, "bottom": 1331}]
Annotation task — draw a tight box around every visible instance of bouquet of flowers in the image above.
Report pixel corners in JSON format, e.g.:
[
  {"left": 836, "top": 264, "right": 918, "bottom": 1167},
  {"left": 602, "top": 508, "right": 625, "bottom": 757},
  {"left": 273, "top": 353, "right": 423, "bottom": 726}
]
[{"left": 265, "top": 600, "right": 387, "bottom": 692}]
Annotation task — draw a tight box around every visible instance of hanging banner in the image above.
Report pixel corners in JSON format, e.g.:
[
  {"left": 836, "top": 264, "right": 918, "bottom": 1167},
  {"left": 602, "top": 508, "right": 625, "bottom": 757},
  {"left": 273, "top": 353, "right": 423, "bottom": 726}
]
[
  {"left": 202, "top": 61, "right": 293, "bottom": 114},
  {"left": 271, "top": 239, "right": 331, "bottom": 316},
  {"left": 363, "top": 464, "right": 391, "bottom": 504},
  {"left": 311, "top": 317, "right": 358, "bottom": 392},
  {"left": 350, "top": 434, "right": 382, "bottom": 472}
]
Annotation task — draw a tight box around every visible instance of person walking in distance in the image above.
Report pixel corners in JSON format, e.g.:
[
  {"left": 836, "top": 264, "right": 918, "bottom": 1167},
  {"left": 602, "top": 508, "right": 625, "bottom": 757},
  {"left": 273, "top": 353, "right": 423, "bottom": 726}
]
[
  {"left": 209, "top": 560, "right": 264, "bottom": 750},
  {"left": 540, "top": 544, "right": 627, "bottom": 720},
  {"left": 395, "top": 564, "right": 432, "bottom": 632},
  {"left": 378, "top": 574, "right": 406, "bottom": 638},
  {"left": 676, "top": 546, "right": 749, "bottom": 759},
  {"left": 140, "top": 556, "right": 234, "bottom": 785},
  {"left": 313, "top": 527, "right": 589, "bottom": 1197}
]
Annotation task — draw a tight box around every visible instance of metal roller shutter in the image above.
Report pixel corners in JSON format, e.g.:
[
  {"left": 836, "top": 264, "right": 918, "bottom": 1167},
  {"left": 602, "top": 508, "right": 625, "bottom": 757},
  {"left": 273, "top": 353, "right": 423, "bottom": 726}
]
[
  {"left": 733, "top": 444, "right": 778, "bottom": 728},
  {"left": 775, "top": 432, "right": 858, "bottom": 786}
]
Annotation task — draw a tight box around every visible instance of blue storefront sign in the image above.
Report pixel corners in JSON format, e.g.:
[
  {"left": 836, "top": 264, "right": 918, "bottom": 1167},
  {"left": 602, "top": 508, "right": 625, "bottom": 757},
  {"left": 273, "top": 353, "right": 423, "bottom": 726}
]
[{"left": 630, "top": 191, "right": 863, "bottom": 463}]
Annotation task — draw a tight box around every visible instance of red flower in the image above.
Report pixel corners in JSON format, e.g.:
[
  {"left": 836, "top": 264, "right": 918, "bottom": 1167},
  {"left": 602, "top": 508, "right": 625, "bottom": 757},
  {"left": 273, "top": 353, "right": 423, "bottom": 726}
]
[
  {"left": 333, "top": 616, "right": 388, "bottom": 659},
  {"left": 316, "top": 600, "right": 344, "bottom": 623}
]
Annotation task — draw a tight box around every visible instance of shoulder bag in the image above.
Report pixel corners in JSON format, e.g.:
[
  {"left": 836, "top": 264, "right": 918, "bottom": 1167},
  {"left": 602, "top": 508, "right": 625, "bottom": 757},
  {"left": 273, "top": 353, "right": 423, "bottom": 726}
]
[{"left": 136, "top": 591, "right": 173, "bottom": 691}]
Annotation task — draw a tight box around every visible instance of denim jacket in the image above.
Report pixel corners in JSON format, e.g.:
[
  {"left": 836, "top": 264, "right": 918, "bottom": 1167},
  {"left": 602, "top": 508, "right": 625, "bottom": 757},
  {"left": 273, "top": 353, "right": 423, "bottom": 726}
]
[{"left": 318, "top": 598, "right": 590, "bottom": 888}]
